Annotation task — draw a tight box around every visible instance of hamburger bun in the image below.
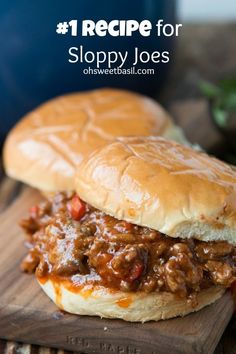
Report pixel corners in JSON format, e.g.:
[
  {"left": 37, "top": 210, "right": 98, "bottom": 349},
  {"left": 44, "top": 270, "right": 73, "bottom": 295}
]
[
  {"left": 75, "top": 136, "right": 236, "bottom": 244},
  {"left": 38, "top": 278, "right": 224, "bottom": 322},
  {"left": 3, "top": 88, "right": 186, "bottom": 192}
]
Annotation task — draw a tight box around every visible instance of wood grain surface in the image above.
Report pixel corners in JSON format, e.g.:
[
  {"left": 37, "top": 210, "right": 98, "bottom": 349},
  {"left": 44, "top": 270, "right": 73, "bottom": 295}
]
[{"left": 0, "top": 187, "right": 234, "bottom": 354}]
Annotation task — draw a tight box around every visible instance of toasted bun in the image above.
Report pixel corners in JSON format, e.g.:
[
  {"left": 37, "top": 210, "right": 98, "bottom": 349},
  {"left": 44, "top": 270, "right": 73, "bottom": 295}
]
[
  {"left": 38, "top": 277, "right": 224, "bottom": 322},
  {"left": 3, "top": 88, "right": 186, "bottom": 192},
  {"left": 75, "top": 137, "right": 236, "bottom": 244}
]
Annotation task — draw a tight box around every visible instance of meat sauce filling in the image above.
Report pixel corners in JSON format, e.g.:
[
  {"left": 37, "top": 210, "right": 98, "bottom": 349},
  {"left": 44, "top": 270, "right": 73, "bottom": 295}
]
[{"left": 20, "top": 192, "right": 236, "bottom": 304}]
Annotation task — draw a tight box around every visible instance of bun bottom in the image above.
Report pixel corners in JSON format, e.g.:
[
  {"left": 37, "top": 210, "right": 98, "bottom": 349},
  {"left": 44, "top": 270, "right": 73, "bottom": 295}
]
[{"left": 37, "top": 278, "right": 224, "bottom": 322}]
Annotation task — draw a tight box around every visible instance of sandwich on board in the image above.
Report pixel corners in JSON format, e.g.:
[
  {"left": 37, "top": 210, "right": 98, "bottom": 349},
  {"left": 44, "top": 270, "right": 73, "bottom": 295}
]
[{"left": 5, "top": 90, "right": 235, "bottom": 322}]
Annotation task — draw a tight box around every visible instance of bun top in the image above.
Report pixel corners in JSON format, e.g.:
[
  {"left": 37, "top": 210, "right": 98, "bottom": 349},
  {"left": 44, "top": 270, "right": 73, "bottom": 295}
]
[
  {"left": 75, "top": 136, "right": 236, "bottom": 244},
  {"left": 3, "top": 88, "right": 185, "bottom": 191}
]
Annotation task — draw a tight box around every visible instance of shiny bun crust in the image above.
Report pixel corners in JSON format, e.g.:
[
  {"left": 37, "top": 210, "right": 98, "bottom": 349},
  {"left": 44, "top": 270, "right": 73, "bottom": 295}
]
[
  {"left": 75, "top": 137, "right": 236, "bottom": 243},
  {"left": 3, "top": 88, "right": 186, "bottom": 192},
  {"left": 39, "top": 278, "right": 224, "bottom": 322}
]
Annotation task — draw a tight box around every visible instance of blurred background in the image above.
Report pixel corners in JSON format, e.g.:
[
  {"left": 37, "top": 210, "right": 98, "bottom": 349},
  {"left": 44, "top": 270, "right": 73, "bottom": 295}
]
[
  {"left": 0, "top": 0, "right": 236, "bottom": 160},
  {"left": 179, "top": 0, "right": 236, "bottom": 22},
  {"left": 162, "top": 0, "right": 236, "bottom": 164}
]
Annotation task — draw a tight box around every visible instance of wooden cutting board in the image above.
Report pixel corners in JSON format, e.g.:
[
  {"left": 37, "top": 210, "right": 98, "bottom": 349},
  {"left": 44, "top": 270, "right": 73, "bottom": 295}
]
[{"left": 0, "top": 188, "right": 234, "bottom": 354}]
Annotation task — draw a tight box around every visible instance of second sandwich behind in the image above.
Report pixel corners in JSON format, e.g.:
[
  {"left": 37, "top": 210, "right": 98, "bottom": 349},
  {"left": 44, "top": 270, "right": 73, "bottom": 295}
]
[{"left": 3, "top": 88, "right": 187, "bottom": 192}]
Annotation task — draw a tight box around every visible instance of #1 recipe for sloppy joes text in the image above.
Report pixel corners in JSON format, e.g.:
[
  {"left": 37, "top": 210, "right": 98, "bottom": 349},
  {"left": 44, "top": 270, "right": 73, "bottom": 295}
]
[{"left": 56, "top": 19, "right": 183, "bottom": 68}]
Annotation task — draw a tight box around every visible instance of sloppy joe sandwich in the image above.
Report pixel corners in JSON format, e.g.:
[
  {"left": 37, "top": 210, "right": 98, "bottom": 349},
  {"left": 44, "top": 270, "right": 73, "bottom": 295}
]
[
  {"left": 20, "top": 137, "right": 236, "bottom": 322},
  {"left": 3, "top": 88, "right": 186, "bottom": 192}
]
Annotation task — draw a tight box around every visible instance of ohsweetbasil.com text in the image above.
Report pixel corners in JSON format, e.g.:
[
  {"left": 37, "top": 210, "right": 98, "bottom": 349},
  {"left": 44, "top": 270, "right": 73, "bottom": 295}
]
[{"left": 62, "top": 19, "right": 182, "bottom": 68}]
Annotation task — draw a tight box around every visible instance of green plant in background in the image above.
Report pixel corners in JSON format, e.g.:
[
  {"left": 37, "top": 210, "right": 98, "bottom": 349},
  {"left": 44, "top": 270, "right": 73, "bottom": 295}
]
[
  {"left": 199, "top": 79, "right": 236, "bottom": 128},
  {"left": 200, "top": 78, "right": 236, "bottom": 164}
]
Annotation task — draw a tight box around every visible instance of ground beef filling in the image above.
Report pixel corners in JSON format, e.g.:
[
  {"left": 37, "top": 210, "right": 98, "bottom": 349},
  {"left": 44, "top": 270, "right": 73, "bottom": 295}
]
[{"left": 20, "top": 192, "right": 236, "bottom": 302}]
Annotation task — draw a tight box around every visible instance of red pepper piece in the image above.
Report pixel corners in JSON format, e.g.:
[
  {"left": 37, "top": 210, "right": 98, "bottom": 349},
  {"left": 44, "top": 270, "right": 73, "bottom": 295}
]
[
  {"left": 67, "top": 195, "right": 86, "bottom": 221},
  {"left": 128, "top": 262, "right": 144, "bottom": 282},
  {"left": 29, "top": 205, "right": 39, "bottom": 219}
]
